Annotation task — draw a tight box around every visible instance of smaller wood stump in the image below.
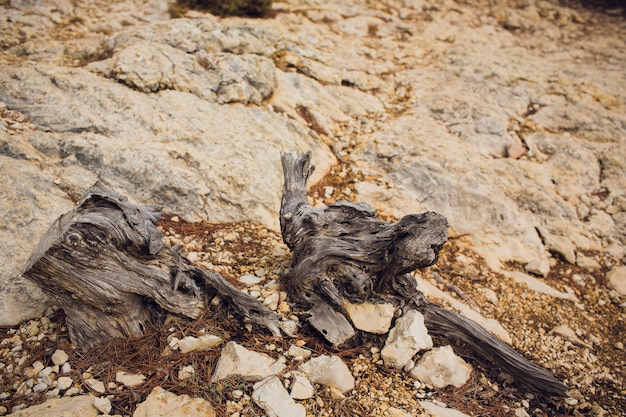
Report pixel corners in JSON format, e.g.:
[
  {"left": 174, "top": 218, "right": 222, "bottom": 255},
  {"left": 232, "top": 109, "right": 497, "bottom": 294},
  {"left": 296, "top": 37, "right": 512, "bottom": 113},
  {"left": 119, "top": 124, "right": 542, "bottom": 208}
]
[{"left": 22, "top": 182, "right": 282, "bottom": 351}]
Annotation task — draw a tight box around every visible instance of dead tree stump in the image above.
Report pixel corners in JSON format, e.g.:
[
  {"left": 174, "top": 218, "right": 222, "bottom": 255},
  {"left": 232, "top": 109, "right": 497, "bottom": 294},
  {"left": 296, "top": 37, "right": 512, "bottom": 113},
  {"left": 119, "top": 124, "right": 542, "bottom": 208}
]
[
  {"left": 22, "top": 182, "right": 282, "bottom": 351},
  {"left": 279, "top": 152, "right": 568, "bottom": 396}
]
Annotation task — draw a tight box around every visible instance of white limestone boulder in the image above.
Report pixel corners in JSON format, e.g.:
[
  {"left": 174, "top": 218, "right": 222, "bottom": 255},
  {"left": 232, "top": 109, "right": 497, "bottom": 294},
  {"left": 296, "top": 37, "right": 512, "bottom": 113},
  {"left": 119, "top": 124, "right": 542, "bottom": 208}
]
[
  {"left": 409, "top": 346, "right": 473, "bottom": 389},
  {"left": 212, "top": 341, "right": 286, "bottom": 382},
  {"left": 299, "top": 355, "right": 355, "bottom": 393},
  {"left": 381, "top": 310, "right": 433, "bottom": 369}
]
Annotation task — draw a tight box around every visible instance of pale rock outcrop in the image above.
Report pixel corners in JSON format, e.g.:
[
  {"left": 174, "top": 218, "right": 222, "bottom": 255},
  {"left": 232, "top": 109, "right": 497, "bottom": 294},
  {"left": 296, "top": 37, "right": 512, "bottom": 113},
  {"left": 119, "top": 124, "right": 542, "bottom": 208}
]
[
  {"left": 0, "top": 155, "right": 73, "bottom": 325},
  {"left": 0, "top": 59, "right": 335, "bottom": 324},
  {"left": 133, "top": 387, "right": 215, "bottom": 417},
  {"left": 7, "top": 394, "right": 98, "bottom": 417}
]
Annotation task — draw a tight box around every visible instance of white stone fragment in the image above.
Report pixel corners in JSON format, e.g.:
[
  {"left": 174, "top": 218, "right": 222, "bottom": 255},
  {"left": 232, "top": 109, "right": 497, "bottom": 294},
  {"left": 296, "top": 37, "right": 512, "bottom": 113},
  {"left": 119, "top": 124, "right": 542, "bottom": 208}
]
[
  {"left": 133, "top": 386, "right": 215, "bottom": 417},
  {"left": 51, "top": 349, "right": 69, "bottom": 366},
  {"left": 551, "top": 325, "right": 591, "bottom": 348},
  {"left": 252, "top": 376, "right": 306, "bottom": 417},
  {"left": 299, "top": 355, "right": 355, "bottom": 393},
  {"left": 115, "top": 371, "right": 146, "bottom": 387},
  {"left": 343, "top": 300, "right": 396, "bottom": 334},
  {"left": 93, "top": 396, "right": 112, "bottom": 415},
  {"left": 419, "top": 400, "right": 472, "bottom": 417},
  {"left": 84, "top": 378, "right": 105, "bottom": 394},
  {"left": 290, "top": 373, "right": 315, "bottom": 400},
  {"left": 263, "top": 292, "right": 280, "bottom": 311},
  {"left": 33, "top": 382, "right": 48, "bottom": 393},
  {"left": 381, "top": 310, "right": 433, "bottom": 369},
  {"left": 61, "top": 363, "right": 72, "bottom": 374},
  {"left": 57, "top": 376, "right": 74, "bottom": 391},
  {"left": 178, "top": 334, "right": 223, "bottom": 354},
  {"left": 286, "top": 345, "right": 312, "bottom": 360},
  {"left": 212, "top": 341, "right": 286, "bottom": 382},
  {"left": 25, "top": 361, "right": 45, "bottom": 378},
  {"left": 239, "top": 274, "right": 263, "bottom": 285},
  {"left": 409, "top": 346, "right": 473, "bottom": 388},
  {"left": 178, "top": 365, "right": 195, "bottom": 381}
]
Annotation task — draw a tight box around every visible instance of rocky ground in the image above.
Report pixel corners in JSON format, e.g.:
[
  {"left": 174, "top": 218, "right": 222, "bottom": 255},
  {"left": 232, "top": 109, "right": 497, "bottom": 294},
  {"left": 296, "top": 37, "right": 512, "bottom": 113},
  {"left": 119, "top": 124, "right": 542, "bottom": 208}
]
[
  {"left": 1, "top": 212, "right": 625, "bottom": 416},
  {"left": 1, "top": 0, "right": 626, "bottom": 416}
]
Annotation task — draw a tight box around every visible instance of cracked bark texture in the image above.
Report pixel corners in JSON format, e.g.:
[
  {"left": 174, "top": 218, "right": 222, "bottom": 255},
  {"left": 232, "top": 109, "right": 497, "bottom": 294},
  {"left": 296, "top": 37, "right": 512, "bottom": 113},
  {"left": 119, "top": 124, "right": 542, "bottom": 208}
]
[{"left": 22, "top": 182, "right": 282, "bottom": 351}]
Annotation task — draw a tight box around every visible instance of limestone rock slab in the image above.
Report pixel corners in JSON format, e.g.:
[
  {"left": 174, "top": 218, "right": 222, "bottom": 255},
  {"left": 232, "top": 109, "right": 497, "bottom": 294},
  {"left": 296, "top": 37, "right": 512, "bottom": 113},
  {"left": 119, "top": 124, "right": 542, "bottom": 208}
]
[
  {"left": 133, "top": 386, "right": 215, "bottom": 417},
  {"left": 7, "top": 394, "right": 98, "bottom": 417}
]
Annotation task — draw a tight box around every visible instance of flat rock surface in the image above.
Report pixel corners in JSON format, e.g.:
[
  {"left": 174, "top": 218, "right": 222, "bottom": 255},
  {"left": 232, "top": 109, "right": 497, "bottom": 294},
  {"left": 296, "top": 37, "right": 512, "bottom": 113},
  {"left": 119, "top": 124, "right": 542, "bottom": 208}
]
[{"left": 0, "top": 0, "right": 625, "bottom": 416}]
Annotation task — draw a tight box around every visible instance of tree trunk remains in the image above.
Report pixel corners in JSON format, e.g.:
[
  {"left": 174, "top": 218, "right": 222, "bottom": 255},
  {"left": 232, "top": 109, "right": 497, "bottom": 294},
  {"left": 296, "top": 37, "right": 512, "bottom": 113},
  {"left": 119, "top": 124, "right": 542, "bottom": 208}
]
[
  {"left": 22, "top": 182, "right": 282, "bottom": 351},
  {"left": 279, "top": 152, "right": 568, "bottom": 396}
]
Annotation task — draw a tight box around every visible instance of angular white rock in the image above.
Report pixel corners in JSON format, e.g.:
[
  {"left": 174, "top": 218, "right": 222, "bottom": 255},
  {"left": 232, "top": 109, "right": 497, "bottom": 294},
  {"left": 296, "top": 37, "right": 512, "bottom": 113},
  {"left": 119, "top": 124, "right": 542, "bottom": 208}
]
[
  {"left": 263, "top": 291, "right": 280, "bottom": 311},
  {"left": 178, "top": 334, "right": 223, "bottom": 354},
  {"left": 551, "top": 324, "right": 591, "bottom": 348},
  {"left": 56, "top": 376, "right": 74, "bottom": 391},
  {"left": 252, "top": 376, "right": 306, "bottom": 417},
  {"left": 115, "top": 371, "right": 146, "bottom": 387},
  {"left": 299, "top": 355, "right": 355, "bottom": 393},
  {"left": 286, "top": 345, "right": 312, "bottom": 361},
  {"left": 93, "top": 396, "right": 112, "bottom": 415},
  {"left": 212, "top": 341, "right": 286, "bottom": 382},
  {"left": 290, "top": 373, "right": 315, "bottom": 400},
  {"left": 51, "top": 349, "right": 69, "bottom": 366},
  {"left": 133, "top": 386, "right": 215, "bottom": 417},
  {"left": 344, "top": 300, "right": 396, "bottom": 334},
  {"left": 178, "top": 365, "right": 195, "bottom": 381},
  {"left": 381, "top": 310, "right": 433, "bottom": 369},
  {"left": 84, "top": 378, "right": 105, "bottom": 394},
  {"left": 409, "top": 346, "right": 472, "bottom": 388},
  {"left": 239, "top": 274, "right": 263, "bottom": 285}
]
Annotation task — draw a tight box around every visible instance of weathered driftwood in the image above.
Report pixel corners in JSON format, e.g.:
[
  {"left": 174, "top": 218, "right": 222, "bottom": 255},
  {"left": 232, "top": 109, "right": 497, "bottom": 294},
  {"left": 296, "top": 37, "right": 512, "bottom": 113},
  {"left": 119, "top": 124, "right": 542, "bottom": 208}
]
[
  {"left": 280, "top": 152, "right": 568, "bottom": 396},
  {"left": 22, "top": 182, "right": 282, "bottom": 351}
]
